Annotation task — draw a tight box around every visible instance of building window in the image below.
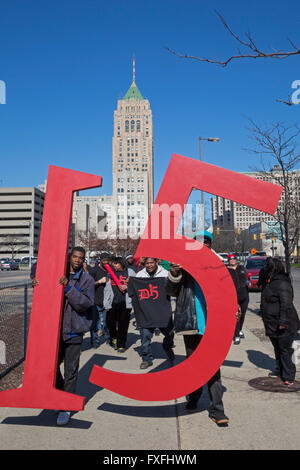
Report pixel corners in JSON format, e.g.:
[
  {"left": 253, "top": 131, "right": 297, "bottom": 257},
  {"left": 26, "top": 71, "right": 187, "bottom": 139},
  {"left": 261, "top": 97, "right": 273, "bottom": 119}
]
[
  {"left": 131, "top": 120, "right": 135, "bottom": 132},
  {"left": 125, "top": 120, "right": 129, "bottom": 132}
]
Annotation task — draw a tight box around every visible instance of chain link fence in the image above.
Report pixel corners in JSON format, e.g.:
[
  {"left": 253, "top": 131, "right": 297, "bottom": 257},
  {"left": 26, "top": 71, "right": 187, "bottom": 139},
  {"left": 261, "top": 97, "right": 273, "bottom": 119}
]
[{"left": 0, "top": 281, "right": 33, "bottom": 379}]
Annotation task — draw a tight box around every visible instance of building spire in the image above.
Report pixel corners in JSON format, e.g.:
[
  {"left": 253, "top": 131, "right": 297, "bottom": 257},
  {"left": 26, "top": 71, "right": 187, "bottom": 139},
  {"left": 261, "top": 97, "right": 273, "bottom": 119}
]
[
  {"left": 133, "top": 56, "right": 135, "bottom": 84},
  {"left": 123, "top": 57, "right": 144, "bottom": 101}
]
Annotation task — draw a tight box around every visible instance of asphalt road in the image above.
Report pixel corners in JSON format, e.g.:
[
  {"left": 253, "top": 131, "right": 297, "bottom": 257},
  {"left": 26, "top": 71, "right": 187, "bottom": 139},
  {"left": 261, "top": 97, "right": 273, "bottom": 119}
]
[{"left": 0, "top": 269, "right": 31, "bottom": 287}]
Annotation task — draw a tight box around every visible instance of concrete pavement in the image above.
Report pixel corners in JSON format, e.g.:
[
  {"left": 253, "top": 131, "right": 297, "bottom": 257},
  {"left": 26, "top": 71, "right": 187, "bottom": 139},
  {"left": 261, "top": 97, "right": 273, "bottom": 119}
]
[{"left": 0, "top": 292, "right": 299, "bottom": 451}]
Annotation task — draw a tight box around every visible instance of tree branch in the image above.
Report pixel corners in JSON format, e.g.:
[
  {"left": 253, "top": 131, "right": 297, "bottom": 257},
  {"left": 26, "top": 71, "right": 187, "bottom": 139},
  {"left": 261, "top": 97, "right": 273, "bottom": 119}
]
[{"left": 166, "top": 11, "right": 300, "bottom": 67}]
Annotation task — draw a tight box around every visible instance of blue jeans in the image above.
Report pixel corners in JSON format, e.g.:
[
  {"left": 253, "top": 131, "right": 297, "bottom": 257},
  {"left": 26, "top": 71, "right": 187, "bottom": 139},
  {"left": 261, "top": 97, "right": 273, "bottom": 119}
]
[
  {"left": 91, "top": 305, "right": 110, "bottom": 344},
  {"left": 140, "top": 318, "right": 174, "bottom": 364}
]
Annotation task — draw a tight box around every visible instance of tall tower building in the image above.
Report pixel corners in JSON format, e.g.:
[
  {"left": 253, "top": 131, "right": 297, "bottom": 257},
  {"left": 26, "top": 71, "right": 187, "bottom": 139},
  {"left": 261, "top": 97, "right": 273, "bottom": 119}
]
[{"left": 112, "top": 59, "right": 154, "bottom": 237}]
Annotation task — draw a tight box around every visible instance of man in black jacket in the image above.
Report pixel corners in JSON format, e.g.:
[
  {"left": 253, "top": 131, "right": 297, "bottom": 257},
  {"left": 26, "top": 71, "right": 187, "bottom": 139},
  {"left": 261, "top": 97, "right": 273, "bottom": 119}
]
[
  {"left": 227, "top": 254, "right": 249, "bottom": 345},
  {"left": 166, "top": 231, "right": 229, "bottom": 426},
  {"left": 88, "top": 252, "right": 111, "bottom": 347}
]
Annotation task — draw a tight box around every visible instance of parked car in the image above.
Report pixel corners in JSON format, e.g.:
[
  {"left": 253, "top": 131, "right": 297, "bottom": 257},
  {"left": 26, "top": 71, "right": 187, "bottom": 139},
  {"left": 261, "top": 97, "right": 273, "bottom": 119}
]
[
  {"left": 0, "top": 260, "right": 20, "bottom": 271},
  {"left": 20, "top": 257, "right": 37, "bottom": 265},
  {"left": 245, "top": 256, "right": 267, "bottom": 290}
]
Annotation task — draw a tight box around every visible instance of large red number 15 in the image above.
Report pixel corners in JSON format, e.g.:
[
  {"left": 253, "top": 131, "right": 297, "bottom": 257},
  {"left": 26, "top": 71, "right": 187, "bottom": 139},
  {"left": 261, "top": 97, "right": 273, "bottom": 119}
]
[{"left": 0, "top": 155, "right": 282, "bottom": 409}]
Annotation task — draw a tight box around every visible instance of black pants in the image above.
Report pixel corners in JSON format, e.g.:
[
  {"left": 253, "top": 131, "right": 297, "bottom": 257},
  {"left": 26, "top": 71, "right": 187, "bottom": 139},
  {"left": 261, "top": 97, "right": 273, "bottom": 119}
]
[
  {"left": 56, "top": 339, "right": 82, "bottom": 395},
  {"left": 234, "top": 296, "right": 249, "bottom": 338},
  {"left": 183, "top": 334, "right": 226, "bottom": 419},
  {"left": 107, "top": 303, "right": 131, "bottom": 349},
  {"left": 270, "top": 333, "right": 296, "bottom": 383}
]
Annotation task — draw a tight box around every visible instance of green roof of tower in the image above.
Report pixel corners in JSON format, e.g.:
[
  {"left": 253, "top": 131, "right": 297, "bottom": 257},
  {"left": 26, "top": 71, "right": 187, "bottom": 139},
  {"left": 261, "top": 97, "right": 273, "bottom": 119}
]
[{"left": 123, "top": 80, "right": 144, "bottom": 101}]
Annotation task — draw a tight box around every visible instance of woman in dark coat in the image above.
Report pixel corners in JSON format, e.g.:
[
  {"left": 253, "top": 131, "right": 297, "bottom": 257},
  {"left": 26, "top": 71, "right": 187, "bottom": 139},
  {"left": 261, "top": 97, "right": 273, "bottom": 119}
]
[
  {"left": 261, "top": 258, "right": 300, "bottom": 386},
  {"left": 227, "top": 254, "right": 249, "bottom": 345}
]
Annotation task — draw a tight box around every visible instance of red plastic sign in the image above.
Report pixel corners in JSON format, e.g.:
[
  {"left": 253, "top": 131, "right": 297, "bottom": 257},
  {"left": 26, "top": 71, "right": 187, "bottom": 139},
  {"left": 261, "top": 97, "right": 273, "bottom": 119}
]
[
  {"left": 0, "top": 166, "right": 101, "bottom": 410},
  {"left": 89, "top": 154, "right": 282, "bottom": 401},
  {"left": 0, "top": 155, "right": 282, "bottom": 409}
]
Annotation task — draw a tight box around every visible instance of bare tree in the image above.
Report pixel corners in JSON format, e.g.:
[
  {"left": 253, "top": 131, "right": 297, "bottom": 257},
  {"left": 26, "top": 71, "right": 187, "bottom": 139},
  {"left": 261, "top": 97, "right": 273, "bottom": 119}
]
[
  {"left": 166, "top": 10, "right": 300, "bottom": 105},
  {"left": 0, "top": 235, "right": 29, "bottom": 259},
  {"left": 246, "top": 120, "right": 300, "bottom": 274},
  {"left": 166, "top": 11, "right": 300, "bottom": 67},
  {"left": 77, "top": 230, "right": 140, "bottom": 259}
]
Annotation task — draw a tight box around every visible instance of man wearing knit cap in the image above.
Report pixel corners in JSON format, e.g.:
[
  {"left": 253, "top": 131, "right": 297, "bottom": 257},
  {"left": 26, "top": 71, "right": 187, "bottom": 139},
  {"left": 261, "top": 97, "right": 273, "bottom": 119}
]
[
  {"left": 125, "top": 253, "right": 139, "bottom": 273},
  {"left": 89, "top": 252, "right": 111, "bottom": 346}
]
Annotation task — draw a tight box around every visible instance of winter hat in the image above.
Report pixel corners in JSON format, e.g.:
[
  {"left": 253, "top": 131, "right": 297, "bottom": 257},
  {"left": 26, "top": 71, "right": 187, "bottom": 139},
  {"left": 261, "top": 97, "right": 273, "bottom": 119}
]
[
  {"left": 192, "top": 230, "right": 213, "bottom": 242},
  {"left": 99, "top": 252, "right": 111, "bottom": 261}
]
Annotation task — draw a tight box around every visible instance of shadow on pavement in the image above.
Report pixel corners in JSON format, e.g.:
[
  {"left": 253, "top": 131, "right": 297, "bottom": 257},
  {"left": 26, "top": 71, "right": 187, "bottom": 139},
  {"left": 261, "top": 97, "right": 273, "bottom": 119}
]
[
  {"left": 1, "top": 409, "right": 93, "bottom": 429},
  {"left": 77, "top": 353, "right": 127, "bottom": 404},
  {"left": 97, "top": 398, "right": 210, "bottom": 418},
  {"left": 223, "top": 359, "right": 243, "bottom": 368},
  {"left": 246, "top": 349, "right": 276, "bottom": 371}
]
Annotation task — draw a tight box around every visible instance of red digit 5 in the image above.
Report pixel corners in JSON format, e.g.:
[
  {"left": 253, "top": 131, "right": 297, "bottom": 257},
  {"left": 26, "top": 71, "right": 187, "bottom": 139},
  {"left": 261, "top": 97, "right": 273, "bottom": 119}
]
[{"left": 89, "top": 154, "right": 282, "bottom": 401}]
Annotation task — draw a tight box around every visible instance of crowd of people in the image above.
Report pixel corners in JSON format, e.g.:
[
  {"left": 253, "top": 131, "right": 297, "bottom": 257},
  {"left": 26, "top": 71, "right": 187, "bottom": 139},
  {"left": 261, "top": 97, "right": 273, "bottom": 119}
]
[{"left": 33, "top": 231, "right": 299, "bottom": 426}]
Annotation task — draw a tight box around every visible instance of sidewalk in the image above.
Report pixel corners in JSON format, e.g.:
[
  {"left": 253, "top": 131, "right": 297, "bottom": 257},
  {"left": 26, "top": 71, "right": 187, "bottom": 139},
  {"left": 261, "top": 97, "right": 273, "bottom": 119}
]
[{"left": 0, "top": 293, "right": 299, "bottom": 450}]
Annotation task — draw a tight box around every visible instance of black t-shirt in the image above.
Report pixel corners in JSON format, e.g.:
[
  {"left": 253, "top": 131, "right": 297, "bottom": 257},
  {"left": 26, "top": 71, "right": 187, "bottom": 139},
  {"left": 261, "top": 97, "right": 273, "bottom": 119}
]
[
  {"left": 89, "top": 265, "right": 107, "bottom": 306},
  {"left": 111, "top": 268, "right": 128, "bottom": 305},
  {"left": 127, "top": 277, "right": 172, "bottom": 328}
]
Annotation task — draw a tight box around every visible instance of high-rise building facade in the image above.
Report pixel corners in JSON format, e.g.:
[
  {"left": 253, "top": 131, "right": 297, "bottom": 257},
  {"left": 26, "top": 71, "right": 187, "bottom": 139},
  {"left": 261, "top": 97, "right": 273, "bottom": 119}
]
[
  {"left": 0, "top": 187, "right": 44, "bottom": 259},
  {"left": 68, "top": 61, "right": 154, "bottom": 244},
  {"left": 211, "top": 167, "right": 300, "bottom": 232},
  {"left": 112, "top": 60, "right": 154, "bottom": 236}
]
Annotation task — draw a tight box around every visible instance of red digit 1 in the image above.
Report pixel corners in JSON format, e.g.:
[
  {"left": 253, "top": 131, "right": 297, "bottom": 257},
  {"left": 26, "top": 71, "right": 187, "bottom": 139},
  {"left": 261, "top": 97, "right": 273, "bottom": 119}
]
[
  {"left": 0, "top": 166, "right": 102, "bottom": 410},
  {"left": 89, "top": 154, "right": 282, "bottom": 401}
]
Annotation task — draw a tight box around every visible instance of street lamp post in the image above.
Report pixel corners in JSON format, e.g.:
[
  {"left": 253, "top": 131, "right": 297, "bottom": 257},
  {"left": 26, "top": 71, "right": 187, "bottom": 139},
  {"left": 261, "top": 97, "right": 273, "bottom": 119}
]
[{"left": 198, "top": 136, "right": 220, "bottom": 230}]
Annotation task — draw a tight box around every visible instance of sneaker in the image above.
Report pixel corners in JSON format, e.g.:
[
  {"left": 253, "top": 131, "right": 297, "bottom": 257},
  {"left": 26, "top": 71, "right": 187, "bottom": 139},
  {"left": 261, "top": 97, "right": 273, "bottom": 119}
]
[
  {"left": 239, "top": 331, "right": 245, "bottom": 339},
  {"left": 233, "top": 337, "right": 240, "bottom": 345},
  {"left": 268, "top": 370, "right": 280, "bottom": 378},
  {"left": 56, "top": 411, "right": 71, "bottom": 426},
  {"left": 154, "top": 328, "right": 160, "bottom": 336},
  {"left": 284, "top": 381, "right": 295, "bottom": 386},
  {"left": 210, "top": 415, "right": 229, "bottom": 426},
  {"left": 109, "top": 339, "right": 117, "bottom": 350},
  {"left": 140, "top": 361, "right": 153, "bottom": 370},
  {"left": 117, "top": 348, "right": 125, "bottom": 353}
]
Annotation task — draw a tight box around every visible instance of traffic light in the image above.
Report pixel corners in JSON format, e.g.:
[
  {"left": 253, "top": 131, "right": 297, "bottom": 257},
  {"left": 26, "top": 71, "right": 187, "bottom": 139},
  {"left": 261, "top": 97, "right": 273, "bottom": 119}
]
[
  {"left": 272, "top": 237, "right": 276, "bottom": 242},
  {"left": 260, "top": 233, "right": 263, "bottom": 239},
  {"left": 253, "top": 234, "right": 257, "bottom": 240},
  {"left": 216, "top": 227, "right": 220, "bottom": 235},
  {"left": 237, "top": 227, "right": 241, "bottom": 235}
]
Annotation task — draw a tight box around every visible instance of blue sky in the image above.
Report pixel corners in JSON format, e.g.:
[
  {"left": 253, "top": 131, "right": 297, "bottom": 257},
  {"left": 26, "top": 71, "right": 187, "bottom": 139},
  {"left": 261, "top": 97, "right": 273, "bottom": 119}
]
[{"left": 0, "top": 0, "right": 299, "bottom": 201}]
